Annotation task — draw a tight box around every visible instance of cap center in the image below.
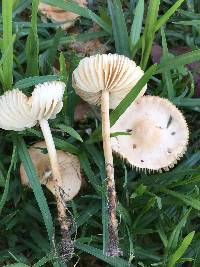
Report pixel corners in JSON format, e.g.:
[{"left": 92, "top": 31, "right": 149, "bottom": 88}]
[{"left": 132, "top": 118, "right": 162, "bottom": 149}]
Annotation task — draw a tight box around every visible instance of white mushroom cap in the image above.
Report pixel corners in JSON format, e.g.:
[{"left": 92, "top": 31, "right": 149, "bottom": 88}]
[
  {"left": 20, "top": 141, "right": 82, "bottom": 201},
  {"left": 72, "top": 54, "right": 146, "bottom": 109},
  {"left": 0, "top": 89, "right": 36, "bottom": 131},
  {"left": 39, "top": 1, "right": 87, "bottom": 30},
  {"left": 111, "top": 96, "right": 189, "bottom": 171},
  {"left": 28, "top": 81, "right": 65, "bottom": 121},
  {"left": 0, "top": 81, "right": 65, "bottom": 131}
]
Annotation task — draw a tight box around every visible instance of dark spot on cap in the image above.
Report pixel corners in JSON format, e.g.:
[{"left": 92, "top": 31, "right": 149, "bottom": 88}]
[
  {"left": 141, "top": 160, "right": 144, "bottom": 162},
  {"left": 167, "top": 149, "right": 172, "bottom": 154},
  {"left": 171, "top": 132, "right": 176, "bottom": 135},
  {"left": 133, "top": 144, "right": 137, "bottom": 149}
]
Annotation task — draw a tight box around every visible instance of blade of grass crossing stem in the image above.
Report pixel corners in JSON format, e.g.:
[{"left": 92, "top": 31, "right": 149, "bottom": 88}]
[
  {"left": 75, "top": 242, "right": 136, "bottom": 267},
  {"left": 2, "top": 0, "right": 13, "bottom": 90},
  {"left": 130, "top": 0, "right": 144, "bottom": 51},
  {"left": 25, "top": 0, "right": 39, "bottom": 76},
  {"left": 167, "top": 231, "right": 195, "bottom": 267},
  {"left": 161, "top": 27, "right": 174, "bottom": 99},
  {"left": 155, "top": 0, "right": 185, "bottom": 31},
  {"left": 107, "top": 0, "right": 130, "bottom": 56},
  {"left": 141, "top": 0, "right": 160, "bottom": 70},
  {"left": 16, "top": 137, "right": 53, "bottom": 242},
  {"left": 88, "top": 64, "right": 157, "bottom": 143},
  {"left": 0, "top": 145, "right": 16, "bottom": 215},
  {"left": 42, "top": 0, "right": 111, "bottom": 33},
  {"left": 157, "top": 49, "right": 200, "bottom": 73}
]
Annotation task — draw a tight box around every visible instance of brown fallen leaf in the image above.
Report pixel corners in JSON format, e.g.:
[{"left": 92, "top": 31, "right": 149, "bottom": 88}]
[{"left": 38, "top": 1, "right": 87, "bottom": 30}]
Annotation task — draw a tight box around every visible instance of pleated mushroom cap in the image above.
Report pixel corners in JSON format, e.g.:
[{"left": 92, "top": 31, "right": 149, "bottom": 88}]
[
  {"left": 20, "top": 141, "right": 82, "bottom": 201},
  {"left": 28, "top": 81, "right": 65, "bottom": 120},
  {"left": 111, "top": 96, "right": 189, "bottom": 171},
  {"left": 72, "top": 54, "right": 146, "bottom": 109},
  {"left": 0, "top": 81, "right": 65, "bottom": 132},
  {"left": 39, "top": 1, "right": 87, "bottom": 30},
  {"left": 0, "top": 89, "right": 36, "bottom": 131}
]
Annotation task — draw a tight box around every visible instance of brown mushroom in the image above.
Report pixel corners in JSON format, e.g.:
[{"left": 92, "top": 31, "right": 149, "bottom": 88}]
[
  {"left": 20, "top": 141, "right": 82, "bottom": 201},
  {"left": 39, "top": 1, "right": 87, "bottom": 30}
]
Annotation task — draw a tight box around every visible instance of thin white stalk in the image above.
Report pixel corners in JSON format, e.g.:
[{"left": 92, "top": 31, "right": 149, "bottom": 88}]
[
  {"left": 101, "top": 90, "right": 120, "bottom": 256},
  {"left": 39, "top": 118, "right": 72, "bottom": 246}
]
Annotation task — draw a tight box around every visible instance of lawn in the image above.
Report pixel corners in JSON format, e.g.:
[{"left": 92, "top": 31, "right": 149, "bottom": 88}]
[{"left": 0, "top": 0, "right": 200, "bottom": 266}]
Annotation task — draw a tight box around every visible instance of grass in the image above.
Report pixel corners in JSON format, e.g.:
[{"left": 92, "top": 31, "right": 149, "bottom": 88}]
[{"left": 0, "top": 0, "right": 200, "bottom": 266}]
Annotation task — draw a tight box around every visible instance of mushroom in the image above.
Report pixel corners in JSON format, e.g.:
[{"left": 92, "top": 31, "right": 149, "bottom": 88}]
[
  {"left": 39, "top": 1, "right": 87, "bottom": 30},
  {"left": 110, "top": 96, "right": 189, "bottom": 172},
  {"left": 72, "top": 54, "right": 146, "bottom": 256},
  {"left": 20, "top": 141, "right": 82, "bottom": 201},
  {"left": 0, "top": 81, "right": 75, "bottom": 259}
]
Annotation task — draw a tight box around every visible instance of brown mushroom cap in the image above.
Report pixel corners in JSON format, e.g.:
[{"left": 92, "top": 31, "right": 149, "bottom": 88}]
[
  {"left": 39, "top": 1, "right": 87, "bottom": 30},
  {"left": 111, "top": 96, "right": 189, "bottom": 172},
  {"left": 20, "top": 141, "right": 82, "bottom": 201},
  {"left": 72, "top": 54, "right": 146, "bottom": 109}
]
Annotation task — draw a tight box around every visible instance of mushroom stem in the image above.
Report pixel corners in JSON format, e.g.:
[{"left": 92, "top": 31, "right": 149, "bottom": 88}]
[
  {"left": 39, "top": 118, "right": 73, "bottom": 258},
  {"left": 101, "top": 90, "right": 120, "bottom": 256}
]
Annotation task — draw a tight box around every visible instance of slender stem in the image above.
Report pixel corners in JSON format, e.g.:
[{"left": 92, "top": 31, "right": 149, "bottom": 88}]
[
  {"left": 101, "top": 90, "right": 121, "bottom": 256},
  {"left": 39, "top": 118, "right": 73, "bottom": 260}
]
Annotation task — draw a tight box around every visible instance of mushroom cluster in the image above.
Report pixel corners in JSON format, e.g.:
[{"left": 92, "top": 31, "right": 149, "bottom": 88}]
[
  {"left": 72, "top": 53, "right": 146, "bottom": 256},
  {"left": 0, "top": 81, "right": 78, "bottom": 260}
]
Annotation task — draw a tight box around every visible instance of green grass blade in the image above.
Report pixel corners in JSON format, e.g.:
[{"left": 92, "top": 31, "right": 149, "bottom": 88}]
[
  {"left": 162, "top": 188, "right": 200, "bottom": 210},
  {"left": 157, "top": 49, "right": 200, "bottom": 73},
  {"left": 25, "top": 0, "right": 39, "bottom": 76},
  {"left": 39, "top": 31, "right": 108, "bottom": 51},
  {"left": 161, "top": 27, "right": 174, "bottom": 99},
  {"left": 88, "top": 64, "right": 157, "bottom": 143},
  {"left": 16, "top": 137, "right": 54, "bottom": 242},
  {"left": 75, "top": 242, "right": 136, "bottom": 267},
  {"left": 130, "top": 0, "right": 144, "bottom": 50},
  {"left": 174, "top": 20, "right": 200, "bottom": 26},
  {"left": 155, "top": 0, "right": 185, "bottom": 31},
  {"left": 14, "top": 75, "right": 61, "bottom": 90},
  {"left": 167, "top": 231, "right": 195, "bottom": 267},
  {"left": 141, "top": 0, "right": 160, "bottom": 69},
  {"left": 2, "top": 0, "right": 13, "bottom": 90},
  {"left": 107, "top": 0, "right": 130, "bottom": 56},
  {"left": 42, "top": 0, "right": 111, "bottom": 33},
  {"left": 0, "top": 145, "right": 16, "bottom": 215},
  {"left": 57, "top": 124, "right": 83, "bottom": 142}
]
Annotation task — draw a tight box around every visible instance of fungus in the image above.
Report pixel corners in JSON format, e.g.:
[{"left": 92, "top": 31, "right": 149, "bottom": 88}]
[
  {"left": 20, "top": 141, "right": 82, "bottom": 201},
  {"left": 0, "top": 81, "right": 75, "bottom": 260},
  {"left": 72, "top": 53, "right": 146, "bottom": 256},
  {"left": 111, "top": 96, "right": 189, "bottom": 171},
  {"left": 39, "top": 1, "right": 87, "bottom": 30}
]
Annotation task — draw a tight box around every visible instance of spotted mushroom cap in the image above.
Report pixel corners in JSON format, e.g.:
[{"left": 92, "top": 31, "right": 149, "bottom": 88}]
[
  {"left": 39, "top": 1, "right": 87, "bottom": 30},
  {"left": 28, "top": 81, "right": 65, "bottom": 120},
  {"left": 20, "top": 141, "right": 82, "bottom": 201},
  {"left": 0, "top": 81, "right": 65, "bottom": 131},
  {"left": 72, "top": 54, "right": 146, "bottom": 109},
  {"left": 111, "top": 96, "right": 189, "bottom": 172}
]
